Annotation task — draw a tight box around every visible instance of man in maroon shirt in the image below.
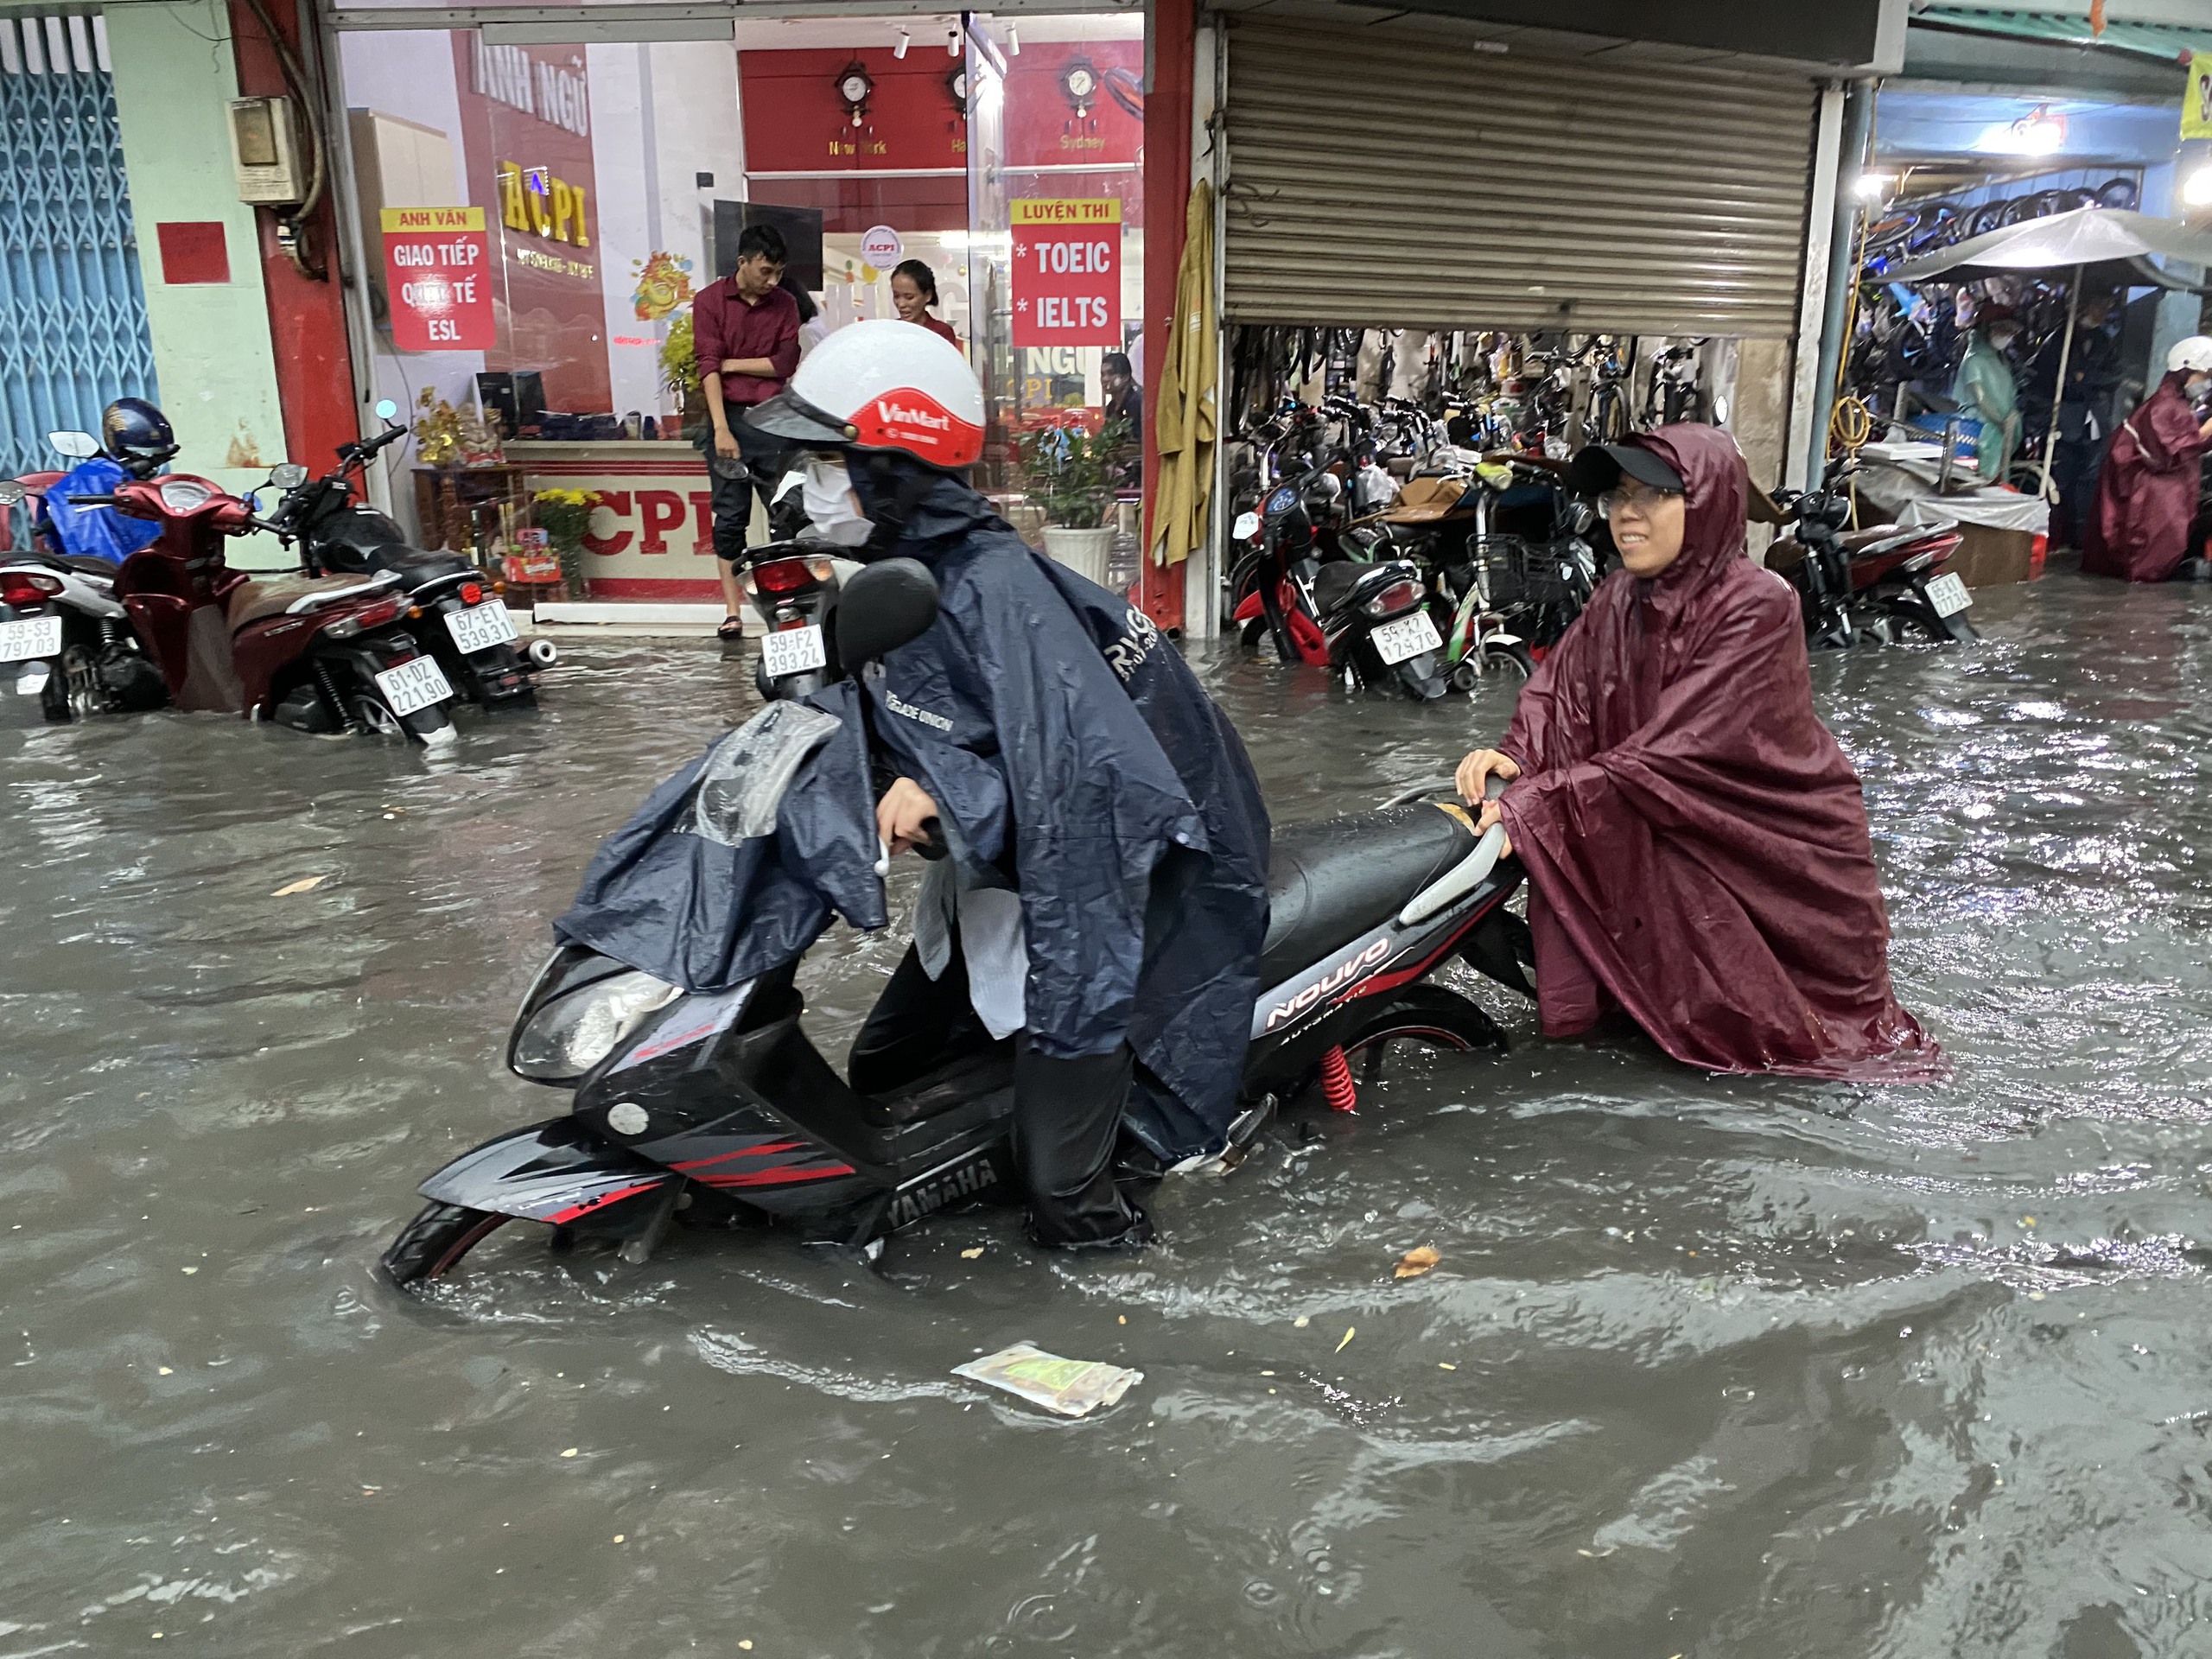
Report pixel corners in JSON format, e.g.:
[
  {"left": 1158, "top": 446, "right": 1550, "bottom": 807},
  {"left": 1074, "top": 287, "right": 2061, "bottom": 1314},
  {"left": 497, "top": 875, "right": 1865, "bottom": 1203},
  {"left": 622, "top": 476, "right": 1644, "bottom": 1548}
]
[{"left": 693, "top": 225, "right": 802, "bottom": 637}]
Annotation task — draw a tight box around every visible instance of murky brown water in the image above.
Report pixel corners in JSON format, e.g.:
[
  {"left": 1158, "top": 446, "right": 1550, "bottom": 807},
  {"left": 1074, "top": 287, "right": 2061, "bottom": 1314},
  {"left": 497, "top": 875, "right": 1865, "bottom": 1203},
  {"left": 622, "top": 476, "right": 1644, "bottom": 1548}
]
[{"left": 3, "top": 571, "right": 2209, "bottom": 1657}]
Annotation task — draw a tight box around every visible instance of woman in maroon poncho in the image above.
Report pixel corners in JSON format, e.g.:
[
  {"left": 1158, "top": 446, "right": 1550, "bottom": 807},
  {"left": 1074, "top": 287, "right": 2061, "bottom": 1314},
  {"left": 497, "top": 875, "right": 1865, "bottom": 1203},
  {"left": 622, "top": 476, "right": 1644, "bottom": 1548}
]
[
  {"left": 2080, "top": 334, "right": 2212, "bottom": 583},
  {"left": 1454, "top": 423, "right": 1942, "bottom": 1082}
]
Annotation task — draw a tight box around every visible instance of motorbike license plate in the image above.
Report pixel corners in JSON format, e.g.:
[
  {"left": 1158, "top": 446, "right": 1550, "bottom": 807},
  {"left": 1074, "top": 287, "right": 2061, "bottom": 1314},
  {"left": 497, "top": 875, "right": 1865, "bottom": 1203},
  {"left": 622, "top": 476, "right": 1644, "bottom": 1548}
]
[
  {"left": 0, "top": 613, "right": 62, "bottom": 664},
  {"left": 1923, "top": 572, "right": 1973, "bottom": 617},
  {"left": 445, "top": 601, "right": 518, "bottom": 653},
  {"left": 374, "top": 655, "right": 454, "bottom": 718},
  {"left": 760, "top": 623, "right": 826, "bottom": 679},
  {"left": 1370, "top": 610, "right": 1443, "bottom": 665}
]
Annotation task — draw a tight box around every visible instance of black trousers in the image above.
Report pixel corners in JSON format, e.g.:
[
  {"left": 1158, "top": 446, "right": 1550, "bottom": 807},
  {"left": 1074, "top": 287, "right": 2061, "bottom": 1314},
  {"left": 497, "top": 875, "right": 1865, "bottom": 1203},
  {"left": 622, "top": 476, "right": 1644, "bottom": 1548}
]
[
  {"left": 707, "top": 423, "right": 792, "bottom": 565},
  {"left": 848, "top": 940, "right": 1145, "bottom": 1249}
]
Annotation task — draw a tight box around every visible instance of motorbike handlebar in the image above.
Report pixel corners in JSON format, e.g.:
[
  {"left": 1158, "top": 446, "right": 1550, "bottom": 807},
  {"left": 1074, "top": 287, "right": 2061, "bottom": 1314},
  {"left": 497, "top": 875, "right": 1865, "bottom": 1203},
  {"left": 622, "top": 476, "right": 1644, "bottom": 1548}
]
[{"left": 67, "top": 493, "right": 117, "bottom": 506}]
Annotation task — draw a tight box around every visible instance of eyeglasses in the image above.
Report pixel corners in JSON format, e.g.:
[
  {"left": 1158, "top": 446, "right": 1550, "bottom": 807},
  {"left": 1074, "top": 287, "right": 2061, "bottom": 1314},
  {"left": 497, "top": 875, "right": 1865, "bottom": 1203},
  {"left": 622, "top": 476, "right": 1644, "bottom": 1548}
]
[{"left": 1598, "top": 482, "right": 1683, "bottom": 517}]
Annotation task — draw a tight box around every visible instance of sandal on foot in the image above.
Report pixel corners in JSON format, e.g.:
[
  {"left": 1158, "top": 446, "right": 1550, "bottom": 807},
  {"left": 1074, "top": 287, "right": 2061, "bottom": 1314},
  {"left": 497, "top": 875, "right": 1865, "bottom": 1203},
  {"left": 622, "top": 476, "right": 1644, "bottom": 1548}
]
[{"left": 716, "top": 615, "right": 746, "bottom": 640}]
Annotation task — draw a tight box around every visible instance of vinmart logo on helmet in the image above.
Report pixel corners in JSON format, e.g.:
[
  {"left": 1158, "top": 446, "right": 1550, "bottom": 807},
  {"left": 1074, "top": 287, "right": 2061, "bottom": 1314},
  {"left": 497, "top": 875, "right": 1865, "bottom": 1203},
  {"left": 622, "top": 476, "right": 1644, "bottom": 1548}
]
[{"left": 855, "top": 387, "right": 982, "bottom": 467}]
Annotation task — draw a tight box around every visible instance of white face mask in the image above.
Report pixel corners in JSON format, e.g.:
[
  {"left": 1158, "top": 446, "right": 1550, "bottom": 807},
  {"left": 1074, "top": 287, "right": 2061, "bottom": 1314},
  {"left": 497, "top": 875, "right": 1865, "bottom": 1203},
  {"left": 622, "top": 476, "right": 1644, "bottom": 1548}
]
[{"left": 801, "top": 454, "right": 872, "bottom": 548}]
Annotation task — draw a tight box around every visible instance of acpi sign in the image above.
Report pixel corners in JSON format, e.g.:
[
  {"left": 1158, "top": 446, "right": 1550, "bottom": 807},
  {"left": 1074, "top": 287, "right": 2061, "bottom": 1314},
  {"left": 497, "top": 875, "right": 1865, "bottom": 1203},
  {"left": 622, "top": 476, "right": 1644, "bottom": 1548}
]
[{"left": 381, "top": 207, "right": 495, "bottom": 352}]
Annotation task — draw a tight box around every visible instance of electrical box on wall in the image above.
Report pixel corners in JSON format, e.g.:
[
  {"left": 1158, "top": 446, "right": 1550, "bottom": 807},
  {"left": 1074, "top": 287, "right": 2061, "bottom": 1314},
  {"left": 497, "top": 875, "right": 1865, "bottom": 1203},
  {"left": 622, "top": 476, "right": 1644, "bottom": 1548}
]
[{"left": 228, "top": 96, "right": 305, "bottom": 206}]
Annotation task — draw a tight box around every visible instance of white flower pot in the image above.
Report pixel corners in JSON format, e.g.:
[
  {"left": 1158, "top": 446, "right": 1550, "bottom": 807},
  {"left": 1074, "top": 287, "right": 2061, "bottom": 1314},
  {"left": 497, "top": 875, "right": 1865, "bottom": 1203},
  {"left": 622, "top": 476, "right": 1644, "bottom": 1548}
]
[{"left": 1042, "top": 525, "right": 1114, "bottom": 588}]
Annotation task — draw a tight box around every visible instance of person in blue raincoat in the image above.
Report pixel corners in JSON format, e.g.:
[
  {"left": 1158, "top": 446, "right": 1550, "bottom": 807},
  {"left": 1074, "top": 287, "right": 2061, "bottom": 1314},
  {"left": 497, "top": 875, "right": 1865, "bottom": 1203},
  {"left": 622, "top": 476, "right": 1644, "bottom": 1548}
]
[
  {"left": 44, "top": 397, "right": 177, "bottom": 563},
  {"left": 747, "top": 321, "right": 1271, "bottom": 1249}
]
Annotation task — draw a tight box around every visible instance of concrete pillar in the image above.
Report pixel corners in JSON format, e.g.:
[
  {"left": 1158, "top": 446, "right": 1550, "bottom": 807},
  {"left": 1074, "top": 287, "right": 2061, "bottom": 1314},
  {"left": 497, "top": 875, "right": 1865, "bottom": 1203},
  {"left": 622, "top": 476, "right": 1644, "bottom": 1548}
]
[{"left": 105, "top": 0, "right": 288, "bottom": 504}]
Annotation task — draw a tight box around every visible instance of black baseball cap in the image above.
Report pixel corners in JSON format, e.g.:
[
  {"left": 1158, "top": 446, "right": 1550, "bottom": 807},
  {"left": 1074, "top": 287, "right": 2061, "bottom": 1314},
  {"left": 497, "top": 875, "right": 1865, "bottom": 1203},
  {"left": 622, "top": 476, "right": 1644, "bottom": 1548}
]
[{"left": 1565, "top": 442, "right": 1685, "bottom": 497}]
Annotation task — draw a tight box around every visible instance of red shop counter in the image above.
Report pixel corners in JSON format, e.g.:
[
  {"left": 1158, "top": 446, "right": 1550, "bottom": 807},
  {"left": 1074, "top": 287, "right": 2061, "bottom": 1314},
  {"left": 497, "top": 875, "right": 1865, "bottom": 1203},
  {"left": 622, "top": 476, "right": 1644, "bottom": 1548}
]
[{"left": 507, "top": 440, "right": 724, "bottom": 600}]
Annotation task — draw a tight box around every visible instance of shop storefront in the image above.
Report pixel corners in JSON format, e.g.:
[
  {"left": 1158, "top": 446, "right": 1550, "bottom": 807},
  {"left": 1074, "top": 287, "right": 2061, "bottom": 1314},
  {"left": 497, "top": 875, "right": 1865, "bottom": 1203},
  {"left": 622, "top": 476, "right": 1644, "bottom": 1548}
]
[
  {"left": 334, "top": 5, "right": 1147, "bottom": 599},
  {"left": 1835, "top": 10, "right": 2212, "bottom": 554},
  {"left": 1214, "top": 10, "right": 1833, "bottom": 491}
]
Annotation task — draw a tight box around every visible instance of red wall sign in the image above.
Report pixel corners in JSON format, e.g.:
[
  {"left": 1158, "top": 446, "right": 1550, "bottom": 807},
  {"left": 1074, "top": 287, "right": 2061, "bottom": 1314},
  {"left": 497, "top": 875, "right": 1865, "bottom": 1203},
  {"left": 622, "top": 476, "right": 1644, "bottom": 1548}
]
[
  {"left": 1010, "top": 198, "right": 1122, "bottom": 346},
  {"left": 380, "top": 207, "right": 495, "bottom": 351}
]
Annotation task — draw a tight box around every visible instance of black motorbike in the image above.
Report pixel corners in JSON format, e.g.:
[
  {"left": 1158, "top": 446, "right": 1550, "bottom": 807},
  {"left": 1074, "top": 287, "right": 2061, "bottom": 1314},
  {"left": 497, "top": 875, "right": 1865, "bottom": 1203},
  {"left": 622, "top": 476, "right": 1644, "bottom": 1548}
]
[
  {"left": 1766, "top": 461, "right": 1977, "bottom": 648},
  {"left": 379, "top": 560, "right": 1534, "bottom": 1284},
  {"left": 261, "top": 400, "right": 556, "bottom": 709}
]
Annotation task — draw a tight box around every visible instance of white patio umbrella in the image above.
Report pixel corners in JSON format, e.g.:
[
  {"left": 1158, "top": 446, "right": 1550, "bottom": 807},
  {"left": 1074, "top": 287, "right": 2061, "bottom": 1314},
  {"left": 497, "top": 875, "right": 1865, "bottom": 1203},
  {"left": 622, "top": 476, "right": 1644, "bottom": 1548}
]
[{"left": 1885, "top": 207, "right": 2212, "bottom": 499}]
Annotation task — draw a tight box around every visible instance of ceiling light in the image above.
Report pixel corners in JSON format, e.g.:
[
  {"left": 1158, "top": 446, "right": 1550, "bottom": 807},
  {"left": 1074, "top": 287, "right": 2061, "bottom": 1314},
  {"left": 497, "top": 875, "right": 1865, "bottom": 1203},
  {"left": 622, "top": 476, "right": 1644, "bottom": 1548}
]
[
  {"left": 1007, "top": 22, "right": 1019, "bottom": 54},
  {"left": 1854, "top": 173, "right": 1896, "bottom": 200},
  {"left": 894, "top": 29, "right": 908, "bottom": 59},
  {"left": 2185, "top": 164, "right": 2212, "bottom": 207},
  {"left": 1975, "top": 106, "right": 2065, "bottom": 156}
]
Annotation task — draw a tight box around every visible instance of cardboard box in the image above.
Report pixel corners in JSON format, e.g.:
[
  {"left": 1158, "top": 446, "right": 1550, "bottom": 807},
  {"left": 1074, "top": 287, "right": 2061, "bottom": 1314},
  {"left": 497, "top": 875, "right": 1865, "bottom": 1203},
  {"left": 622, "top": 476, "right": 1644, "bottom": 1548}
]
[{"left": 1947, "top": 522, "right": 2035, "bottom": 588}]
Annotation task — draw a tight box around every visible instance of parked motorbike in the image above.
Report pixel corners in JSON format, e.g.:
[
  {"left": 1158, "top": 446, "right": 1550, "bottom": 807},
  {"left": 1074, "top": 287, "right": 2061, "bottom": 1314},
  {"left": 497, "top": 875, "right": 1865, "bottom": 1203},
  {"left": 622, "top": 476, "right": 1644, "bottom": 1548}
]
[
  {"left": 264, "top": 399, "right": 554, "bottom": 709},
  {"left": 62, "top": 460, "right": 463, "bottom": 741},
  {"left": 1767, "top": 463, "right": 1976, "bottom": 646},
  {"left": 0, "top": 475, "right": 168, "bottom": 720},
  {"left": 379, "top": 560, "right": 1534, "bottom": 1283}
]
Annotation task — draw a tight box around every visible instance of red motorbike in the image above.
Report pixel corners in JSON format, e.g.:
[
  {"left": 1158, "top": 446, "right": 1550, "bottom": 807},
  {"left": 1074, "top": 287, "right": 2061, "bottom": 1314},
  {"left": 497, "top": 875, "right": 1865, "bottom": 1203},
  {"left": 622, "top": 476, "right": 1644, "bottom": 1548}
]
[{"left": 68, "top": 472, "right": 461, "bottom": 742}]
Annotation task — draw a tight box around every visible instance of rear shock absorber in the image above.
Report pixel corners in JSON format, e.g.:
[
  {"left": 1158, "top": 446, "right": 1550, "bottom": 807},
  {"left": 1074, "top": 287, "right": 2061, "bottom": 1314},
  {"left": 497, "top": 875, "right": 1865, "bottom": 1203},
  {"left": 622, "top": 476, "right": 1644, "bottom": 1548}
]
[
  {"left": 1319, "top": 1044, "right": 1357, "bottom": 1113},
  {"left": 315, "top": 660, "right": 362, "bottom": 734}
]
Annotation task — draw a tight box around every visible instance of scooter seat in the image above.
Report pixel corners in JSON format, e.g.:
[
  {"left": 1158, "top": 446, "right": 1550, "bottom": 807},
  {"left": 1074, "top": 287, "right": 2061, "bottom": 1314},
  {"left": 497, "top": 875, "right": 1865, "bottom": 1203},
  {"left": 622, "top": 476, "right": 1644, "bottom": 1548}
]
[
  {"left": 1311, "top": 560, "right": 1367, "bottom": 615},
  {"left": 1260, "top": 803, "right": 1479, "bottom": 988},
  {"left": 380, "top": 547, "right": 475, "bottom": 585},
  {"left": 1837, "top": 523, "right": 1905, "bottom": 553},
  {"left": 29, "top": 551, "right": 120, "bottom": 580},
  {"left": 227, "top": 574, "right": 383, "bottom": 630}
]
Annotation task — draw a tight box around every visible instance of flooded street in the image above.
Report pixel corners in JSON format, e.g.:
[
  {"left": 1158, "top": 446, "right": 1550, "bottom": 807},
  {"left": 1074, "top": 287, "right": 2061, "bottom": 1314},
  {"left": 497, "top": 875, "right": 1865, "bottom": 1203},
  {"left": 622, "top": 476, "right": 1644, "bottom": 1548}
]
[{"left": 5, "top": 570, "right": 2211, "bottom": 1657}]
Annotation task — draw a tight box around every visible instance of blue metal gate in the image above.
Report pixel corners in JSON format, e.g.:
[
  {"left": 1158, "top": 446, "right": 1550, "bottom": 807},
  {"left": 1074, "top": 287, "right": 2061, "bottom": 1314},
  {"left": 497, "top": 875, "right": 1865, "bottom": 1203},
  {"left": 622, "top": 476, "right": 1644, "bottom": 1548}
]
[{"left": 0, "top": 15, "right": 158, "bottom": 476}]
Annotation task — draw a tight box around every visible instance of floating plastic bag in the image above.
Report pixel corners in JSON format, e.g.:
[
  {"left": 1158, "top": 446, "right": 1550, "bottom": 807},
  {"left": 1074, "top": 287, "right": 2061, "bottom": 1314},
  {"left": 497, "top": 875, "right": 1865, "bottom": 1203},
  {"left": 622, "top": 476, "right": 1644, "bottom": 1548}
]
[
  {"left": 951, "top": 1342, "right": 1143, "bottom": 1418},
  {"left": 693, "top": 700, "right": 842, "bottom": 844}
]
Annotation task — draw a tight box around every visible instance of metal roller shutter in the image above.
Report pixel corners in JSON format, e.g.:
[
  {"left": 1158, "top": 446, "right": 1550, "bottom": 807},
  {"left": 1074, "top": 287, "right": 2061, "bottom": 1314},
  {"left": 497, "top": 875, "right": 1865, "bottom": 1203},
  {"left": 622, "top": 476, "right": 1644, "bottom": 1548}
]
[{"left": 1223, "top": 17, "right": 1818, "bottom": 338}]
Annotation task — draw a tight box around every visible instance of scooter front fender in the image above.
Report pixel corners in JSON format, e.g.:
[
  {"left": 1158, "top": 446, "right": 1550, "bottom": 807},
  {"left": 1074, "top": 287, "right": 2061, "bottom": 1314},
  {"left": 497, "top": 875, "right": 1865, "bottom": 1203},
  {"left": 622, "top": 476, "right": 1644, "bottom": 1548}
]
[{"left": 419, "top": 1116, "right": 675, "bottom": 1225}]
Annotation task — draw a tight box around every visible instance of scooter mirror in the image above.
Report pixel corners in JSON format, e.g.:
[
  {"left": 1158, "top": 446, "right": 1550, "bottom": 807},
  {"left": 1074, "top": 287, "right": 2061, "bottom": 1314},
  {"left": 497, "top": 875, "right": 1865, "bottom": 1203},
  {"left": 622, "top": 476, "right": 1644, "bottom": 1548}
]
[
  {"left": 0, "top": 480, "right": 24, "bottom": 508},
  {"left": 271, "top": 463, "right": 310, "bottom": 489},
  {"left": 374, "top": 398, "right": 399, "bottom": 422},
  {"left": 49, "top": 430, "right": 100, "bottom": 460},
  {"left": 835, "top": 557, "right": 939, "bottom": 667}
]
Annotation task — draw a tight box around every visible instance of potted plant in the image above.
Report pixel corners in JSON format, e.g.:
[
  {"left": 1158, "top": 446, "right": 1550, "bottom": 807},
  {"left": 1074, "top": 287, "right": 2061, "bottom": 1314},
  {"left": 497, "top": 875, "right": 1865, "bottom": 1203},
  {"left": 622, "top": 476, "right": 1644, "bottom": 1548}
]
[
  {"left": 659, "top": 315, "right": 703, "bottom": 439},
  {"left": 531, "top": 486, "right": 602, "bottom": 597},
  {"left": 1016, "top": 417, "right": 1129, "bottom": 584}
]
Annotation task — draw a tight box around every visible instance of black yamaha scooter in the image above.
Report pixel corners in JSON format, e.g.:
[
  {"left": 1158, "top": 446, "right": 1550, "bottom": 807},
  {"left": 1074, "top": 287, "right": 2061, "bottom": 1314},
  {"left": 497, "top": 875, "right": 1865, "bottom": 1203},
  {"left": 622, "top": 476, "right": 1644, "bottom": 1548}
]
[
  {"left": 380, "top": 560, "right": 1532, "bottom": 1284},
  {"left": 261, "top": 399, "right": 556, "bottom": 709}
]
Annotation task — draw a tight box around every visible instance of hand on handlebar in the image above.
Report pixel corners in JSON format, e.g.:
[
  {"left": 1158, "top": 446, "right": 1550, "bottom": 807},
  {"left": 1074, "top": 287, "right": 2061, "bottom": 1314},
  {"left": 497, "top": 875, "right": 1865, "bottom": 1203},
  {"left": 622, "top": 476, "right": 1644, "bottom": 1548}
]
[{"left": 1454, "top": 749, "right": 1522, "bottom": 854}]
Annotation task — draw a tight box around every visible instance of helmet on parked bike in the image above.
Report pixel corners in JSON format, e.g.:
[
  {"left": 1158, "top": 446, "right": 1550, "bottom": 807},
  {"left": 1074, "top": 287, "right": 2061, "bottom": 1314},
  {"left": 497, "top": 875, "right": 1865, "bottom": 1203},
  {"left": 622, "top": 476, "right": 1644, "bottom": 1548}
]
[
  {"left": 2166, "top": 335, "right": 2212, "bottom": 375},
  {"left": 743, "top": 319, "right": 983, "bottom": 471},
  {"left": 101, "top": 397, "right": 178, "bottom": 477}
]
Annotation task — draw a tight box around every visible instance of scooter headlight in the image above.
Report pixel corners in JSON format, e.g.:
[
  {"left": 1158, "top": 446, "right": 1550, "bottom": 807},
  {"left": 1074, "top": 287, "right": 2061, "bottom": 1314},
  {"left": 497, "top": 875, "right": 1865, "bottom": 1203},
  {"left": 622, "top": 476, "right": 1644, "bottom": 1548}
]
[{"left": 512, "top": 970, "right": 681, "bottom": 1082}]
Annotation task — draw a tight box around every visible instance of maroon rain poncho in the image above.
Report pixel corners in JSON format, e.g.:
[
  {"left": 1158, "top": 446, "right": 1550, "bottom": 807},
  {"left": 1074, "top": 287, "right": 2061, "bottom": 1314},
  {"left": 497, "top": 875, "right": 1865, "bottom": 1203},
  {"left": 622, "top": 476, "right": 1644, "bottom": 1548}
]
[
  {"left": 1494, "top": 424, "right": 1942, "bottom": 1082},
  {"left": 2081, "top": 369, "right": 2211, "bottom": 582}
]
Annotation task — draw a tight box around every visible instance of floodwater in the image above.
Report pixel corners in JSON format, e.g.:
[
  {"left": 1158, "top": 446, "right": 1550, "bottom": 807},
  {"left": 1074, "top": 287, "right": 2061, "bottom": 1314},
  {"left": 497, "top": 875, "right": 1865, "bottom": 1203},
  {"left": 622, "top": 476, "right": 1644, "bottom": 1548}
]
[{"left": 3, "top": 570, "right": 2210, "bottom": 1658}]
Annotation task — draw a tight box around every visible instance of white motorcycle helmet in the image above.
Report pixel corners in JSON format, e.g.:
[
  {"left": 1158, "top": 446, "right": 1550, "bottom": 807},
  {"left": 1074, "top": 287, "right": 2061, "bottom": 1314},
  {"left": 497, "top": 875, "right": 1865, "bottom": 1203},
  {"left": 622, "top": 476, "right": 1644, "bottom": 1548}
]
[
  {"left": 745, "top": 318, "right": 984, "bottom": 470},
  {"left": 2166, "top": 335, "right": 2212, "bottom": 375}
]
